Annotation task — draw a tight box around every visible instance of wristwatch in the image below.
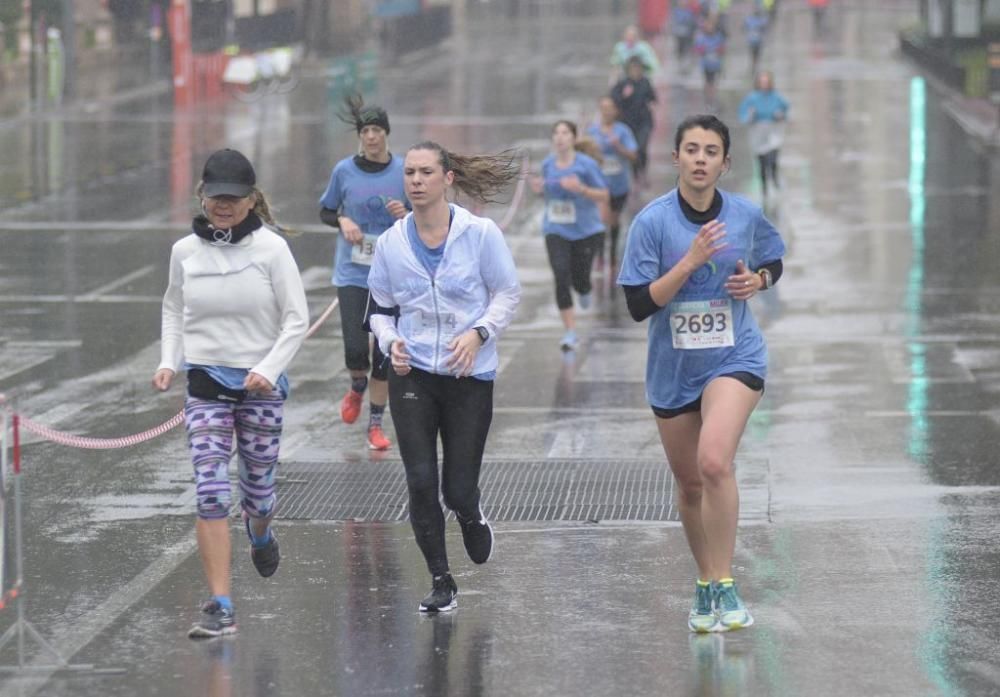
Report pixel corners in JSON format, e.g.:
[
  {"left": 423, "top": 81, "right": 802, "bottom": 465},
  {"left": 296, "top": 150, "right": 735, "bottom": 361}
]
[
  {"left": 758, "top": 268, "right": 772, "bottom": 290},
  {"left": 474, "top": 326, "right": 489, "bottom": 344}
]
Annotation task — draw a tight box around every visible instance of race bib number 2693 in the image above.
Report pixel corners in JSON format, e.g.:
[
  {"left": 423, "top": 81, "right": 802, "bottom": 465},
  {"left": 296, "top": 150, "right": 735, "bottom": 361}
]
[{"left": 670, "top": 299, "right": 734, "bottom": 349}]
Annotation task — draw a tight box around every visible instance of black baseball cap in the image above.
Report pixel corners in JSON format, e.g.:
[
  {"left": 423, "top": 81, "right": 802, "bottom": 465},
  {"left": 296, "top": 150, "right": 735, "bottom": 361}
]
[{"left": 202, "top": 149, "right": 256, "bottom": 198}]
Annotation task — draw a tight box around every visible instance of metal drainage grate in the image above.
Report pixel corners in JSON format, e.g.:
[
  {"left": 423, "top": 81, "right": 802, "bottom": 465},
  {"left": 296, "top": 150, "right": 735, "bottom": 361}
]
[{"left": 276, "top": 458, "right": 769, "bottom": 523}]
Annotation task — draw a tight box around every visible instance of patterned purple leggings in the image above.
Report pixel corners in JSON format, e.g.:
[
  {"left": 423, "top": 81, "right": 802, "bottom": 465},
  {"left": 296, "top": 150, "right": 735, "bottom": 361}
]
[{"left": 184, "top": 394, "right": 284, "bottom": 521}]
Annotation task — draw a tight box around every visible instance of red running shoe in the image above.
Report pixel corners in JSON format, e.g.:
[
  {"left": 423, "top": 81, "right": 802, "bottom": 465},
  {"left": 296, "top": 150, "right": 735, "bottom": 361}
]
[
  {"left": 367, "top": 425, "right": 391, "bottom": 451},
  {"left": 340, "top": 389, "right": 363, "bottom": 424}
]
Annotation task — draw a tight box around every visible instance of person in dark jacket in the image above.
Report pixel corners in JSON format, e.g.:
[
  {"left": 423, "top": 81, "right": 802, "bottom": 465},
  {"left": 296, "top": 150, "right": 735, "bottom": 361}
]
[{"left": 611, "top": 56, "right": 657, "bottom": 187}]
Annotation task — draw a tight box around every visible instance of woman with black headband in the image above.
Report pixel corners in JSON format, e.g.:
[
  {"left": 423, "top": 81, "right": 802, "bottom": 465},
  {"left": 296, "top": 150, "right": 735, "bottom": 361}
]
[
  {"left": 320, "top": 95, "right": 408, "bottom": 451},
  {"left": 154, "top": 149, "right": 308, "bottom": 638}
]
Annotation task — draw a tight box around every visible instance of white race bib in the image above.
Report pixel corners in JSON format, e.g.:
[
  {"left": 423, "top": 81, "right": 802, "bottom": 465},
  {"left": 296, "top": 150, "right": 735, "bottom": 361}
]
[
  {"left": 547, "top": 199, "right": 577, "bottom": 224},
  {"left": 601, "top": 157, "right": 624, "bottom": 177},
  {"left": 670, "top": 299, "right": 734, "bottom": 350},
  {"left": 350, "top": 234, "right": 379, "bottom": 266}
]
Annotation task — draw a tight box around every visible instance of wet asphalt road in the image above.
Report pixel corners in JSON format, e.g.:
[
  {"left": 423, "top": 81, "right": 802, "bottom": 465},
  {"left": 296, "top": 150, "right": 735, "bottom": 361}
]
[{"left": 0, "top": 1, "right": 999, "bottom": 695}]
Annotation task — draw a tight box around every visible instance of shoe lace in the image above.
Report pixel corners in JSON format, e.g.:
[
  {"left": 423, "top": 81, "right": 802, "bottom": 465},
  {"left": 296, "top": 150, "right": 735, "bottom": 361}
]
[
  {"left": 717, "top": 584, "right": 740, "bottom": 613},
  {"left": 695, "top": 585, "right": 713, "bottom": 614},
  {"left": 433, "top": 575, "right": 455, "bottom": 594}
]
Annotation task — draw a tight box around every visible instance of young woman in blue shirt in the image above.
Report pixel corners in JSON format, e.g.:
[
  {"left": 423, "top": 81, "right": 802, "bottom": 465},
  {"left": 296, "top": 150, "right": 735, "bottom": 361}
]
[
  {"left": 530, "top": 120, "right": 610, "bottom": 351},
  {"left": 587, "top": 96, "right": 638, "bottom": 265},
  {"left": 618, "top": 115, "right": 785, "bottom": 633},
  {"left": 367, "top": 142, "right": 521, "bottom": 613},
  {"left": 738, "top": 71, "right": 789, "bottom": 199},
  {"left": 320, "top": 96, "right": 408, "bottom": 451}
]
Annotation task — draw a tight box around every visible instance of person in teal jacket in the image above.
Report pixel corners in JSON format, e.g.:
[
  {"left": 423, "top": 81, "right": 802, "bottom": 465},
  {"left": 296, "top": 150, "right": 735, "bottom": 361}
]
[{"left": 737, "top": 71, "right": 789, "bottom": 198}]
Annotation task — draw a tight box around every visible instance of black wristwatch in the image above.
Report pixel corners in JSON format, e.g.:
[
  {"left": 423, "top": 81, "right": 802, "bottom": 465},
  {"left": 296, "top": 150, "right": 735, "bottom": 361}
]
[{"left": 474, "top": 326, "right": 489, "bottom": 344}]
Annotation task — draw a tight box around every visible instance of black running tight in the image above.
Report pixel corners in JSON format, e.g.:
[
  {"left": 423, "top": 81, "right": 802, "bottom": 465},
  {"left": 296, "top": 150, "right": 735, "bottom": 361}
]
[{"left": 389, "top": 368, "right": 494, "bottom": 576}]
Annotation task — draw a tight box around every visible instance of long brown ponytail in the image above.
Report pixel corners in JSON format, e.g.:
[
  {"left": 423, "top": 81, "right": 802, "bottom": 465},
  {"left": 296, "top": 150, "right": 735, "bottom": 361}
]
[{"left": 408, "top": 141, "right": 521, "bottom": 204}]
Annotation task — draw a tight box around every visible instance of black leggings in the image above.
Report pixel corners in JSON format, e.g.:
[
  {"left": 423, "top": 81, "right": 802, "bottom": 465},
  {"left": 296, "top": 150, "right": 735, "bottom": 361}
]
[
  {"left": 757, "top": 149, "right": 780, "bottom": 193},
  {"left": 389, "top": 368, "right": 494, "bottom": 576},
  {"left": 545, "top": 233, "right": 601, "bottom": 310},
  {"left": 337, "top": 285, "right": 388, "bottom": 380}
]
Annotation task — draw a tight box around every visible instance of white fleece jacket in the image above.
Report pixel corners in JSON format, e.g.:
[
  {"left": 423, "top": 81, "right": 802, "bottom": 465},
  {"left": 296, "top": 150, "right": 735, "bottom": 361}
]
[{"left": 158, "top": 225, "right": 309, "bottom": 386}]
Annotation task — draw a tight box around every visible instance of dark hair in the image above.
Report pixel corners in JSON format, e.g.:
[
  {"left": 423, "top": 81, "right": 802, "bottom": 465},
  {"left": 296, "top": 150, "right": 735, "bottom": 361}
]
[
  {"left": 552, "top": 120, "right": 603, "bottom": 164},
  {"left": 552, "top": 119, "right": 578, "bottom": 138},
  {"left": 626, "top": 55, "right": 646, "bottom": 71},
  {"left": 407, "top": 141, "right": 521, "bottom": 204},
  {"left": 673, "top": 114, "right": 731, "bottom": 159},
  {"left": 338, "top": 93, "right": 390, "bottom": 135}
]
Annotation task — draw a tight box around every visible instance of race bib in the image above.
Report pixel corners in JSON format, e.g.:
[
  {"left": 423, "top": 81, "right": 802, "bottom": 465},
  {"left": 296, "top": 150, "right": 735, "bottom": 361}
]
[
  {"left": 547, "top": 199, "right": 577, "bottom": 224},
  {"left": 350, "top": 234, "right": 379, "bottom": 266},
  {"left": 601, "top": 157, "right": 624, "bottom": 177},
  {"left": 670, "top": 299, "right": 734, "bottom": 349},
  {"left": 417, "top": 310, "right": 457, "bottom": 340}
]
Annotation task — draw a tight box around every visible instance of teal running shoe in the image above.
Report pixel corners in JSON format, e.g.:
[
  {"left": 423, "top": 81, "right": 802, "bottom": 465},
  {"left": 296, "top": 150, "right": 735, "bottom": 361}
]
[
  {"left": 715, "top": 579, "right": 754, "bottom": 631},
  {"left": 687, "top": 580, "right": 719, "bottom": 633}
]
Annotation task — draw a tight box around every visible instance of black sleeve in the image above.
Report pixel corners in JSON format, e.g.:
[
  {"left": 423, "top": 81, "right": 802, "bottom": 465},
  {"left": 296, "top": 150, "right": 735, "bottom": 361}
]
[
  {"left": 361, "top": 291, "right": 399, "bottom": 332},
  {"left": 320, "top": 207, "right": 340, "bottom": 228},
  {"left": 757, "top": 258, "right": 783, "bottom": 286},
  {"left": 623, "top": 283, "right": 661, "bottom": 322}
]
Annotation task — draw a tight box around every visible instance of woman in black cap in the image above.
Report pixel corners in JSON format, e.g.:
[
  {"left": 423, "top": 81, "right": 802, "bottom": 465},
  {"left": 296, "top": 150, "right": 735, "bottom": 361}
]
[
  {"left": 319, "top": 95, "right": 408, "bottom": 451},
  {"left": 153, "top": 148, "right": 309, "bottom": 638}
]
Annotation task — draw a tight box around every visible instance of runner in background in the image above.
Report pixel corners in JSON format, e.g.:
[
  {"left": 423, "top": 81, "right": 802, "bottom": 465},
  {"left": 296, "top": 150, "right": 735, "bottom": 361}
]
[
  {"left": 670, "top": 0, "right": 701, "bottom": 73},
  {"left": 738, "top": 70, "right": 789, "bottom": 201},
  {"left": 610, "top": 24, "right": 661, "bottom": 81},
  {"left": 743, "top": 5, "right": 769, "bottom": 77},
  {"left": 319, "top": 95, "right": 408, "bottom": 451},
  {"left": 530, "top": 121, "right": 610, "bottom": 351},
  {"left": 611, "top": 56, "right": 657, "bottom": 187},
  {"left": 587, "top": 95, "right": 638, "bottom": 267},
  {"left": 693, "top": 13, "right": 726, "bottom": 111}
]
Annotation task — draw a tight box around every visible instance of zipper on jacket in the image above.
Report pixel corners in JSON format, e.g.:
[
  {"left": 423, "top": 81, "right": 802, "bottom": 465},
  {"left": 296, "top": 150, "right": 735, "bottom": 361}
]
[{"left": 430, "top": 276, "right": 443, "bottom": 373}]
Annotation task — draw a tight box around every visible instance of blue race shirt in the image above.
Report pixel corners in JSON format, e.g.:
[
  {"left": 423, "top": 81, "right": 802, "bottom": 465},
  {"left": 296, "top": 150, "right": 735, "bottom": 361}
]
[
  {"left": 586, "top": 122, "right": 638, "bottom": 198},
  {"left": 737, "top": 90, "right": 790, "bottom": 124},
  {"left": 541, "top": 153, "right": 608, "bottom": 241},
  {"left": 744, "top": 14, "right": 768, "bottom": 45},
  {"left": 319, "top": 155, "right": 407, "bottom": 289},
  {"left": 185, "top": 364, "right": 290, "bottom": 400},
  {"left": 617, "top": 189, "right": 785, "bottom": 410},
  {"left": 694, "top": 31, "right": 725, "bottom": 73}
]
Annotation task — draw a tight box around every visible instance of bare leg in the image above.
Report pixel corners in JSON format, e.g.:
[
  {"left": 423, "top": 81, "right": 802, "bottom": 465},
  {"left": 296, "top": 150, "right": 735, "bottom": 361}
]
[
  {"left": 370, "top": 376, "right": 388, "bottom": 407},
  {"left": 697, "top": 377, "right": 761, "bottom": 578},
  {"left": 656, "top": 411, "right": 712, "bottom": 579}
]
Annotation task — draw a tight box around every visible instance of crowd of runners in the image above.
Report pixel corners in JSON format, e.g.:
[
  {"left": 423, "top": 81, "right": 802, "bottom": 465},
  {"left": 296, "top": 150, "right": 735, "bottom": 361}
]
[{"left": 152, "top": 0, "right": 796, "bottom": 640}]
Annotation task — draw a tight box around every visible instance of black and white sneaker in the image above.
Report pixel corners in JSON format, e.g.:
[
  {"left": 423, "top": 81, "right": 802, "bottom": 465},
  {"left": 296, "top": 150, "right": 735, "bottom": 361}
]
[
  {"left": 245, "top": 514, "right": 280, "bottom": 578},
  {"left": 419, "top": 573, "right": 458, "bottom": 613},
  {"left": 188, "top": 599, "right": 237, "bottom": 639},
  {"left": 458, "top": 508, "right": 494, "bottom": 564}
]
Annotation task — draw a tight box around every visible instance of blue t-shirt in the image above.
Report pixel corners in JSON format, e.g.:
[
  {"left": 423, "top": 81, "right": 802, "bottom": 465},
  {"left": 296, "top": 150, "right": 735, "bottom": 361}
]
[
  {"left": 586, "top": 122, "right": 638, "bottom": 198},
  {"left": 694, "top": 31, "right": 725, "bottom": 73},
  {"left": 744, "top": 14, "right": 768, "bottom": 45},
  {"left": 406, "top": 208, "right": 450, "bottom": 278},
  {"left": 617, "top": 189, "right": 785, "bottom": 410},
  {"left": 185, "top": 364, "right": 290, "bottom": 400},
  {"left": 541, "top": 153, "right": 608, "bottom": 241},
  {"left": 319, "top": 155, "right": 407, "bottom": 289}
]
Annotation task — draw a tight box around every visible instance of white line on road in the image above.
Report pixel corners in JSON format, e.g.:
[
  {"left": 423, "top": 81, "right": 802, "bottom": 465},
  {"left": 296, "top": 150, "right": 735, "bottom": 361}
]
[{"left": 78, "top": 265, "right": 155, "bottom": 301}]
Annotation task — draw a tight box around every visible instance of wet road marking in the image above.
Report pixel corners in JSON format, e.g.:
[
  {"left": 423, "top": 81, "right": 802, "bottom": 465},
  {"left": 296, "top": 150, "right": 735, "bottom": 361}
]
[
  {"left": 0, "top": 531, "right": 196, "bottom": 697},
  {"left": 78, "top": 265, "right": 155, "bottom": 301}
]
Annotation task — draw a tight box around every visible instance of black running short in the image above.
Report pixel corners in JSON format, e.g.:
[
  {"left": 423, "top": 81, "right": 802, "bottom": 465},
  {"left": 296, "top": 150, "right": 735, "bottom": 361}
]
[{"left": 651, "top": 371, "right": 764, "bottom": 419}]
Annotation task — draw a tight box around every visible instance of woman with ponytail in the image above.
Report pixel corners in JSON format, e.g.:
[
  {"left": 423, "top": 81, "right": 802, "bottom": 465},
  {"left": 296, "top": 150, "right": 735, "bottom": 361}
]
[
  {"left": 153, "top": 149, "right": 309, "bottom": 638},
  {"left": 319, "top": 94, "right": 408, "bottom": 451},
  {"left": 367, "top": 141, "right": 521, "bottom": 613},
  {"left": 530, "top": 119, "right": 610, "bottom": 351}
]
